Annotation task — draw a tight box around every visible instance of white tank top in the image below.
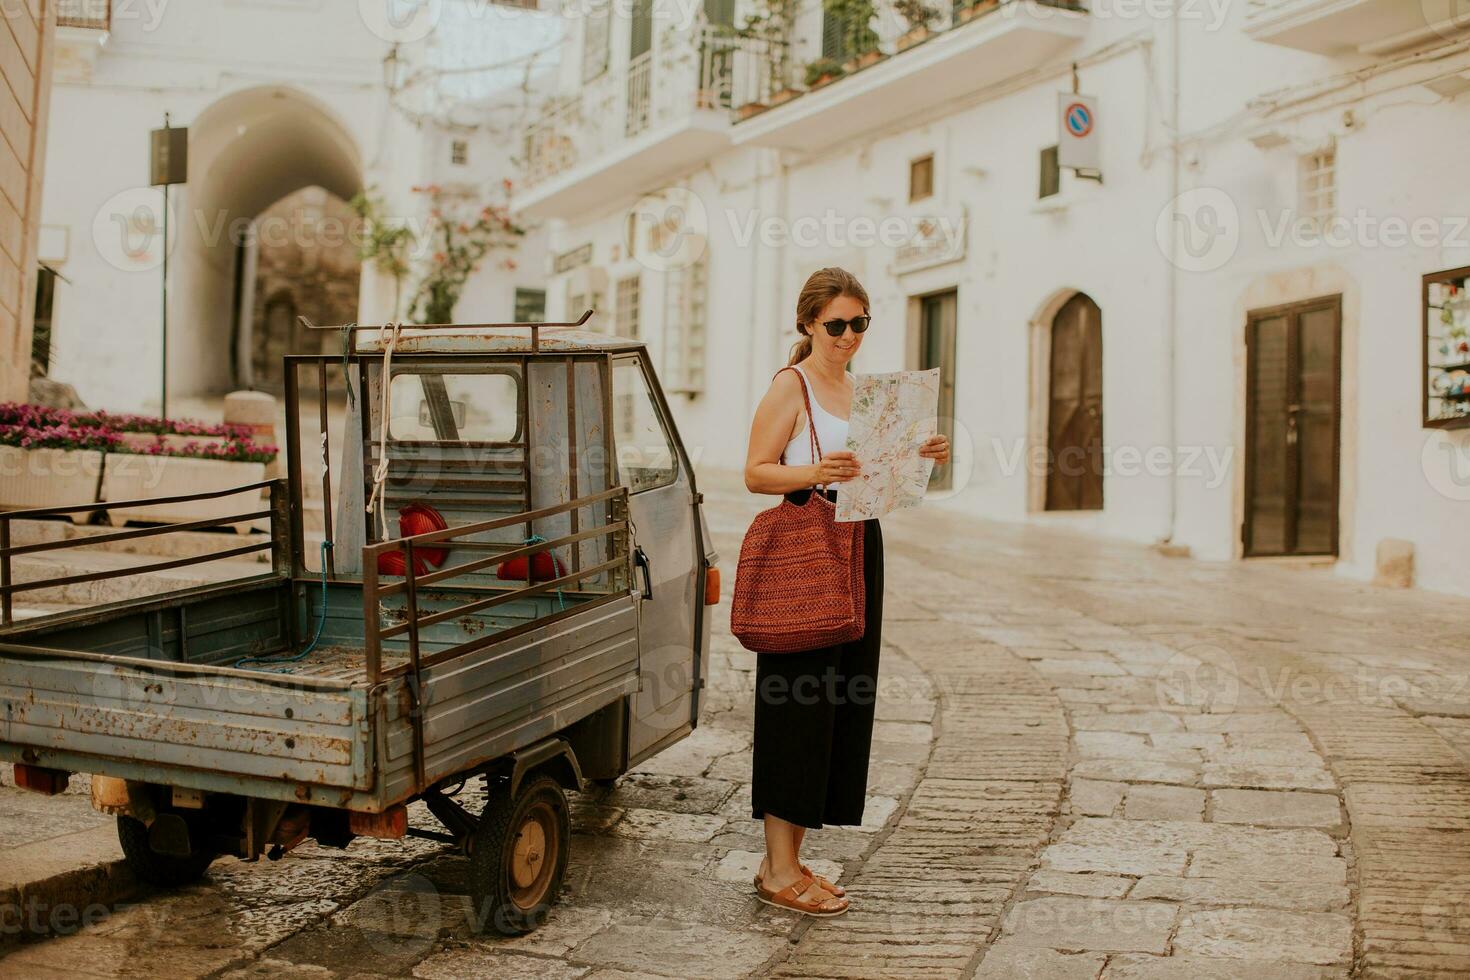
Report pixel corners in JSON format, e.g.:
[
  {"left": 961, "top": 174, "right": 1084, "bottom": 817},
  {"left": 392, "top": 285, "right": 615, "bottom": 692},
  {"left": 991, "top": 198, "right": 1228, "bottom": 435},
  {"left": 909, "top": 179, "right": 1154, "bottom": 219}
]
[{"left": 782, "top": 364, "right": 853, "bottom": 467}]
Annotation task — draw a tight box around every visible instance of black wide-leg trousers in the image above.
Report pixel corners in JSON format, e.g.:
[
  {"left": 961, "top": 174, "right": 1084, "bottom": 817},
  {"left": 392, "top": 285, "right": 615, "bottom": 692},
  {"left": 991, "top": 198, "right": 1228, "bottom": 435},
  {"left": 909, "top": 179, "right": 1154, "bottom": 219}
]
[{"left": 750, "top": 488, "right": 884, "bottom": 830}]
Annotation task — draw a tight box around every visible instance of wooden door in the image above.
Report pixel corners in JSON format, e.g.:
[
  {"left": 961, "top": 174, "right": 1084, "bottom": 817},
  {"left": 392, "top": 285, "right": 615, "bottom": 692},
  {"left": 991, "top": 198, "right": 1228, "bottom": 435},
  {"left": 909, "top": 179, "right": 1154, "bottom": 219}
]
[
  {"left": 1245, "top": 297, "right": 1341, "bottom": 557},
  {"left": 919, "top": 290, "right": 957, "bottom": 490},
  {"left": 1045, "top": 293, "right": 1104, "bottom": 511}
]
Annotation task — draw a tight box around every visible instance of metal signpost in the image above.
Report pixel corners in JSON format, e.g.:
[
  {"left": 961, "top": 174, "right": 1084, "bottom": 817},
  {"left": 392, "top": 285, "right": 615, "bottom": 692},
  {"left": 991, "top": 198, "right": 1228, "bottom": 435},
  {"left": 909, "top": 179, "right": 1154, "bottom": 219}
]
[{"left": 150, "top": 114, "right": 188, "bottom": 419}]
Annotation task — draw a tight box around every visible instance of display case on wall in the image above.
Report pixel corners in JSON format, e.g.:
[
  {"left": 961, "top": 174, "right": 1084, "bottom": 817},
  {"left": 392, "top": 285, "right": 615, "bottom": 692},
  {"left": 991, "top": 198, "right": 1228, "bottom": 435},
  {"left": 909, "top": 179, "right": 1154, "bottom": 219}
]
[{"left": 1424, "top": 265, "right": 1470, "bottom": 429}]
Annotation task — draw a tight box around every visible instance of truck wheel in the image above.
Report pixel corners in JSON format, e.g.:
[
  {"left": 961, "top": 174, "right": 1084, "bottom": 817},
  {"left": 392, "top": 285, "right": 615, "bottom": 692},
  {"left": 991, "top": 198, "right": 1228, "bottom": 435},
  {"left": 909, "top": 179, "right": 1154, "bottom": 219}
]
[
  {"left": 468, "top": 775, "right": 570, "bottom": 936},
  {"left": 116, "top": 815, "right": 216, "bottom": 887}
]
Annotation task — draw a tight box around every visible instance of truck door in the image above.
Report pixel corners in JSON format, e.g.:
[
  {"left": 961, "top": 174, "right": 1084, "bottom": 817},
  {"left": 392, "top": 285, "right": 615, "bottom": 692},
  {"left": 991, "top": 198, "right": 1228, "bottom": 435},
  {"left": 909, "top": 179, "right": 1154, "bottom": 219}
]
[{"left": 611, "top": 354, "right": 700, "bottom": 763}]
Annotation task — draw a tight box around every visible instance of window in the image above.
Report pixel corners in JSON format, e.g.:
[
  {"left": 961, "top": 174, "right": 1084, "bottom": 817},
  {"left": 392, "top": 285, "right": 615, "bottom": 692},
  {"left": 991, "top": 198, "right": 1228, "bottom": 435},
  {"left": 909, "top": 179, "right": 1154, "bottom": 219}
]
[
  {"left": 1424, "top": 266, "right": 1470, "bottom": 429},
  {"left": 386, "top": 370, "right": 522, "bottom": 443},
  {"left": 612, "top": 358, "right": 678, "bottom": 492},
  {"left": 31, "top": 266, "right": 56, "bottom": 373},
  {"left": 910, "top": 154, "right": 934, "bottom": 202},
  {"left": 582, "top": 0, "right": 611, "bottom": 82},
  {"left": 822, "top": 8, "right": 850, "bottom": 60},
  {"left": 615, "top": 274, "right": 641, "bottom": 338},
  {"left": 1299, "top": 147, "right": 1335, "bottom": 230},
  {"left": 664, "top": 253, "right": 708, "bottom": 394},
  {"left": 514, "top": 288, "right": 546, "bottom": 323},
  {"left": 450, "top": 139, "right": 468, "bottom": 166},
  {"left": 1039, "top": 146, "right": 1061, "bottom": 199}
]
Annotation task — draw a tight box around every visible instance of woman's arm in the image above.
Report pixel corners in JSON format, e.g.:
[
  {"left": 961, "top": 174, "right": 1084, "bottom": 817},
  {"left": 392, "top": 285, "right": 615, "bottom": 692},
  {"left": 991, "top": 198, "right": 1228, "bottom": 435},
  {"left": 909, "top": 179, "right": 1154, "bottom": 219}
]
[{"left": 744, "top": 370, "right": 859, "bottom": 494}]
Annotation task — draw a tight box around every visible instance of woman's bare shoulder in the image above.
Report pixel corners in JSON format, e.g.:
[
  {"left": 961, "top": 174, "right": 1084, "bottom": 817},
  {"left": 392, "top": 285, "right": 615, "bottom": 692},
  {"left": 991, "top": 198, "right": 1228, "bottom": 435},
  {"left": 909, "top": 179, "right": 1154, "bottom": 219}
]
[{"left": 767, "top": 366, "right": 803, "bottom": 399}]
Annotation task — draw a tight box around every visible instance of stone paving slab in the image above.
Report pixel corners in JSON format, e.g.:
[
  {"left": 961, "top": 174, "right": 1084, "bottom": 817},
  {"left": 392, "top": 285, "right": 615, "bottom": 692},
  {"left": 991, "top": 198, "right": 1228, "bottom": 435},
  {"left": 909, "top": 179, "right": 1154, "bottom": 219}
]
[{"left": 8, "top": 474, "right": 1470, "bottom": 975}]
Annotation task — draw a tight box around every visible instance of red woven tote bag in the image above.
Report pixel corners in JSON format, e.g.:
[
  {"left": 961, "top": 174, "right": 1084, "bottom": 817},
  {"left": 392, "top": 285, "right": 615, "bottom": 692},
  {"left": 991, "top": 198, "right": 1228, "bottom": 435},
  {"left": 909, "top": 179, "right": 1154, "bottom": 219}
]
[{"left": 730, "top": 366, "right": 865, "bottom": 654}]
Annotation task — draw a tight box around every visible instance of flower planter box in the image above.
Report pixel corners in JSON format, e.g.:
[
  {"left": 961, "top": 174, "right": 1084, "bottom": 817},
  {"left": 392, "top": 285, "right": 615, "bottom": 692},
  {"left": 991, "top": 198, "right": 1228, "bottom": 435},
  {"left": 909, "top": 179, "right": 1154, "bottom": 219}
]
[
  {"left": 769, "top": 87, "right": 801, "bottom": 107},
  {"left": 843, "top": 49, "right": 884, "bottom": 74},
  {"left": 897, "top": 24, "right": 932, "bottom": 51},
  {"left": 0, "top": 446, "right": 103, "bottom": 520},
  {"left": 100, "top": 454, "right": 267, "bottom": 533},
  {"left": 738, "top": 101, "right": 770, "bottom": 120},
  {"left": 116, "top": 432, "right": 230, "bottom": 454},
  {"left": 956, "top": 0, "right": 998, "bottom": 24},
  {"left": 810, "top": 72, "right": 841, "bottom": 89}
]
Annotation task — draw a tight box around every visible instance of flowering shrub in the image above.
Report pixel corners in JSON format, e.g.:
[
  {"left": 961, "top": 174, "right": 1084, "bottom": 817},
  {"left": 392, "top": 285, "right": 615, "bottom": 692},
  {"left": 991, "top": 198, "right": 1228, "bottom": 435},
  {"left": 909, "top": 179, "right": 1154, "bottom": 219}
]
[
  {"left": 0, "top": 404, "right": 276, "bottom": 462},
  {"left": 407, "top": 180, "right": 527, "bottom": 325},
  {"left": 0, "top": 422, "right": 119, "bottom": 452}
]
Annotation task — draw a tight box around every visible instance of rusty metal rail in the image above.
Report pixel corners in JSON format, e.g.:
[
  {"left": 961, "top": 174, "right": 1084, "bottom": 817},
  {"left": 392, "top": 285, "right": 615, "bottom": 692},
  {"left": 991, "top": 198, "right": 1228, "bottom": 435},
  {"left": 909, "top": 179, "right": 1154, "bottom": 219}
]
[
  {"left": 0, "top": 480, "right": 289, "bottom": 627},
  {"left": 361, "top": 485, "right": 629, "bottom": 791},
  {"left": 299, "top": 309, "right": 596, "bottom": 354}
]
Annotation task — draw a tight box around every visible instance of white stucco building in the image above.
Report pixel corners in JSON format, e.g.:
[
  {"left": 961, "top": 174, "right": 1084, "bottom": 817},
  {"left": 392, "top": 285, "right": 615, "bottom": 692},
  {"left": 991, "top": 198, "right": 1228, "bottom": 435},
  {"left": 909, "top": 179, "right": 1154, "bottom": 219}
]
[
  {"left": 37, "top": 0, "right": 558, "bottom": 409},
  {"left": 509, "top": 0, "right": 1470, "bottom": 596}
]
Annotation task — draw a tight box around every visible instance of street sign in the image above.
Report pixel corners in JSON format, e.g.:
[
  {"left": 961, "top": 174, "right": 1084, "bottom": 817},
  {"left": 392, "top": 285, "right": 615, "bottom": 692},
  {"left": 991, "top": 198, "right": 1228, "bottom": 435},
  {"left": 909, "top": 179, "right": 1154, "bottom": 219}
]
[
  {"left": 1058, "top": 93, "right": 1099, "bottom": 173},
  {"left": 150, "top": 124, "right": 188, "bottom": 186}
]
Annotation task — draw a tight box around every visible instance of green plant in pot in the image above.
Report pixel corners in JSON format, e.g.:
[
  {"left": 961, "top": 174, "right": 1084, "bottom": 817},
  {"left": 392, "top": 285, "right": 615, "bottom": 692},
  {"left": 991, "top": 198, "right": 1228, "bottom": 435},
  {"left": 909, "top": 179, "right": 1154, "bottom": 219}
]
[
  {"left": 825, "top": 0, "right": 881, "bottom": 70},
  {"left": 894, "top": 0, "right": 938, "bottom": 49},
  {"left": 804, "top": 56, "right": 847, "bottom": 88}
]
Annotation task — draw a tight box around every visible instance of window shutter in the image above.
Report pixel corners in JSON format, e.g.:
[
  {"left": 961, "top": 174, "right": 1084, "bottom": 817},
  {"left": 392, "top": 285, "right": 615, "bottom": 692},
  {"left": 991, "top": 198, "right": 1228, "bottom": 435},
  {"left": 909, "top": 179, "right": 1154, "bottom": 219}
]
[
  {"left": 630, "top": 0, "right": 653, "bottom": 58},
  {"left": 822, "top": 9, "right": 848, "bottom": 60}
]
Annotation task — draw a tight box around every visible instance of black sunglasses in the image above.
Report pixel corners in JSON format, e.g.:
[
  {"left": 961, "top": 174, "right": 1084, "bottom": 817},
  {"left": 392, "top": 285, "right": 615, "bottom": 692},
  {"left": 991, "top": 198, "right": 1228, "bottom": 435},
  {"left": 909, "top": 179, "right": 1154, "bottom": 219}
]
[{"left": 819, "top": 315, "right": 871, "bottom": 337}]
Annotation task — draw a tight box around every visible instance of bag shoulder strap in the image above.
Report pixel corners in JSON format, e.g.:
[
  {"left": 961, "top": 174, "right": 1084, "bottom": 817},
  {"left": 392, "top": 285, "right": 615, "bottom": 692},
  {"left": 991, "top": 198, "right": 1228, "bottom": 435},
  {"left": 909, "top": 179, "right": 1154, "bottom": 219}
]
[{"left": 774, "top": 365, "right": 822, "bottom": 464}]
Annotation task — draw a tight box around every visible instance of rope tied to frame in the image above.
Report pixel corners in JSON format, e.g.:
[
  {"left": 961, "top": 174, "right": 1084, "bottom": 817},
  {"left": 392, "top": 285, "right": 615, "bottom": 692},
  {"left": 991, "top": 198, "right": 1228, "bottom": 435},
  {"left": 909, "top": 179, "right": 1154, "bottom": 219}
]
[{"left": 365, "top": 321, "right": 404, "bottom": 541}]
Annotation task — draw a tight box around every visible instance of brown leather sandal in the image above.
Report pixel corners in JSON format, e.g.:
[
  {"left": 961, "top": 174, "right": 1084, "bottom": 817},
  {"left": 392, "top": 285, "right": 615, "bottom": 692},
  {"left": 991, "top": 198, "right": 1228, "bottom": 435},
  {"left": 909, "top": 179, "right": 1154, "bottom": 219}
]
[
  {"left": 754, "top": 864, "right": 845, "bottom": 898},
  {"left": 756, "top": 875, "right": 849, "bottom": 917}
]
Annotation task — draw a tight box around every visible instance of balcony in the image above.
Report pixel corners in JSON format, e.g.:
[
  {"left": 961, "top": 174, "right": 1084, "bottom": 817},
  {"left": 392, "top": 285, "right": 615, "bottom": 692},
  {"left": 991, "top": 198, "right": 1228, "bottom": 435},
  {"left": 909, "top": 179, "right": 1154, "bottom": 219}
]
[
  {"left": 514, "top": 25, "right": 773, "bottom": 220},
  {"left": 1243, "top": 0, "right": 1470, "bottom": 56},
  {"left": 730, "top": 0, "right": 1087, "bottom": 150}
]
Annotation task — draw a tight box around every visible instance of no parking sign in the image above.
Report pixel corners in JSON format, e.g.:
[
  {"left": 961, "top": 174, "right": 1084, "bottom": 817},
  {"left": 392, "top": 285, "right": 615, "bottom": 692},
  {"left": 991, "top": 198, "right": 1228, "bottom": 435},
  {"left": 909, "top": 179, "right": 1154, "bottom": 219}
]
[{"left": 1058, "top": 93, "right": 1100, "bottom": 172}]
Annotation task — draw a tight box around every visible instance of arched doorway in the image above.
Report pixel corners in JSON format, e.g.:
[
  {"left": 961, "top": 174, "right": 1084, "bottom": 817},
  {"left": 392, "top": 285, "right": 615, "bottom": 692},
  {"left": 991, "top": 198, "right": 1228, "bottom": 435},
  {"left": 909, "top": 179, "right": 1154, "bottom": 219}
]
[
  {"left": 1031, "top": 290, "right": 1103, "bottom": 512},
  {"left": 169, "top": 86, "right": 363, "bottom": 396}
]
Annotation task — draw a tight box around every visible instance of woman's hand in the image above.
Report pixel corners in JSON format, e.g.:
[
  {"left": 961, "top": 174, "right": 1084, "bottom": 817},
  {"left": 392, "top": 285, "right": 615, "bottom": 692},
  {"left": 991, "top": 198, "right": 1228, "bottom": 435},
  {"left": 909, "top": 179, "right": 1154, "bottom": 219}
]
[
  {"left": 816, "top": 450, "right": 861, "bottom": 484},
  {"left": 919, "top": 434, "right": 950, "bottom": 465}
]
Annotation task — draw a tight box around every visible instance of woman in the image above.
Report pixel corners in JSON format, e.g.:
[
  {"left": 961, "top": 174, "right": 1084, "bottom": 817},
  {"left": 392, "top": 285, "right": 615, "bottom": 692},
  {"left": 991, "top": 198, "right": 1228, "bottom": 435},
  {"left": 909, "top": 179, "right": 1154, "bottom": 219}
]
[{"left": 742, "top": 267, "right": 950, "bottom": 917}]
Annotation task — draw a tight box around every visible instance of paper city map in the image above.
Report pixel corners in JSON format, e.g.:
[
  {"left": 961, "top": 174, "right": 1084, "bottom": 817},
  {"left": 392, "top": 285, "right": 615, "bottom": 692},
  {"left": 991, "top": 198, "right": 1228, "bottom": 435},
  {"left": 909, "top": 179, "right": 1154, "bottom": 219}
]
[{"left": 834, "top": 369, "right": 941, "bottom": 522}]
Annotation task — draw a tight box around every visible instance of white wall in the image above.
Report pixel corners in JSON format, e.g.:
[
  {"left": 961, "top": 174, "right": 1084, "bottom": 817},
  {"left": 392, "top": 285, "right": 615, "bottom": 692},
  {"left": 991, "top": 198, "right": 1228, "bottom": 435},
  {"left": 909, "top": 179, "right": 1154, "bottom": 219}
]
[{"left": 530, "top": 3, "right": 1470, "bottom": 597}]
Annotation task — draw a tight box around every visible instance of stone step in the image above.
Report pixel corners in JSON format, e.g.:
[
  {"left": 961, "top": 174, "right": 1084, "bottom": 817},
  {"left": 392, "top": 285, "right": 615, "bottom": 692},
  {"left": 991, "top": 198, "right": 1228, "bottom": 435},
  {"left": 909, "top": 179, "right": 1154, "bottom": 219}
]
[
  {"left": 7, "top": 518, "right": 274, "bottom": 563},
  {"left": 10, "top": 547, "right": 269, "bottom": 607}
]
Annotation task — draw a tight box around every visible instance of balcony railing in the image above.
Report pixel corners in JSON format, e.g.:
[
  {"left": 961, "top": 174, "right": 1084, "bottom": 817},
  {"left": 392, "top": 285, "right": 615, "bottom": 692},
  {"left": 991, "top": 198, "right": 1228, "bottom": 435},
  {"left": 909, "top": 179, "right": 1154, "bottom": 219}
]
[
  {"left": 57, "top": 0, "right": 110, "bottom": 30},
  {"left": 520, "top": 23, "right": 776, "bottom": 192}
]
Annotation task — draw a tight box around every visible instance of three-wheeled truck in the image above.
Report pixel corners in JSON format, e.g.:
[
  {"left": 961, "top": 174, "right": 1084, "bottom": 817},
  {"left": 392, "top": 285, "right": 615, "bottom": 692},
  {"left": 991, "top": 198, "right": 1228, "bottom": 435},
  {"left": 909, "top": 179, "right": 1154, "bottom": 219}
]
[{"left": 0, "top": 313, "right": 718, "bottom": 935}]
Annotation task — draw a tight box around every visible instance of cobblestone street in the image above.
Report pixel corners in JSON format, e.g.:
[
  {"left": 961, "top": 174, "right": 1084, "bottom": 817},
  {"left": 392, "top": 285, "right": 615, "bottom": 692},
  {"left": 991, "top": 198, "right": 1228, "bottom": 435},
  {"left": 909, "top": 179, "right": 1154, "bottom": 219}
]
[{"left": 4, "top": 475, "right": 1470, "bottom": 978}]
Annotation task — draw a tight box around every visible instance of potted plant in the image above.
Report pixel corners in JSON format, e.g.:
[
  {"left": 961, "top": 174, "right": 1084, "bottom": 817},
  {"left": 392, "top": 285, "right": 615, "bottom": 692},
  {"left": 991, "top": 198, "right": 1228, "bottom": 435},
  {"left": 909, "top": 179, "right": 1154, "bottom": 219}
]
[
  {"left": 738, "top": 100, "right": 770, "bottom": 119},
  {"left": 956, "top": 0, "right": 999, "bottom": 25},
  {"left": 804, "top": 57, "right": 846, "bottom": 89},
  {"left": 894, "top": 0, "right": 938, "bottom": 50},
  {"left": 826, "top": 0, "right": 881, "bottom": 72},
  {"left": 727, "top": 0, "right": 799, "bottom": 108}
]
